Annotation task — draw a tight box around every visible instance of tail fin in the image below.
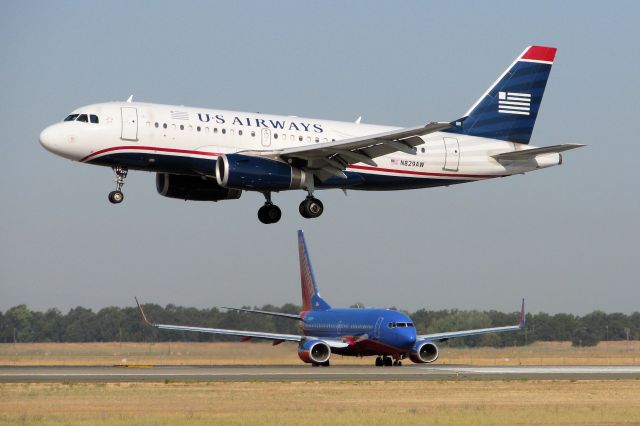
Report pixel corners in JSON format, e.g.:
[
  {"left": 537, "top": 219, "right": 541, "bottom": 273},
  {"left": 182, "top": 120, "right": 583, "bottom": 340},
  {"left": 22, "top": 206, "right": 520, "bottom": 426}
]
[
  {"left": 298, "top": 230, "right": 331, "bottom": 311},
  {"left": 448, "top": 45, "right": 557, "bottom": 144}
]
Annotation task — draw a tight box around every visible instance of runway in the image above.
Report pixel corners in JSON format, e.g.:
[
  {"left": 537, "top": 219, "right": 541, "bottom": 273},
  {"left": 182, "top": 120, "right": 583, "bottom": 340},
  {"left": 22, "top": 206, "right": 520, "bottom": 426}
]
[{"left": 2, "top": 365, "right": 640, "bottom": 383}]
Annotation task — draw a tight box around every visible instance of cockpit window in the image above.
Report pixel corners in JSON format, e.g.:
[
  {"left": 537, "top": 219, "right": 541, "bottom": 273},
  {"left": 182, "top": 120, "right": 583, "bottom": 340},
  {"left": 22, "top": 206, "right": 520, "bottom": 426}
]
[
  {"left": 77, "top": 114, "right": 88, "bottom": 122},
  {"left": 64, "top": 114, "right": 79, "bottom": 122},
  {"left": 90, "top": 114, "right": 99, "bottom": 123}
]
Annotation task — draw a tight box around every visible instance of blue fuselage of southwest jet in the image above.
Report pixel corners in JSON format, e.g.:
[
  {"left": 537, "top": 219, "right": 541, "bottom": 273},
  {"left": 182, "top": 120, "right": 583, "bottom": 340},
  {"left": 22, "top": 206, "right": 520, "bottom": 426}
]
[{"left": 302, "top": 308, "right": 416, "bottom": 356}]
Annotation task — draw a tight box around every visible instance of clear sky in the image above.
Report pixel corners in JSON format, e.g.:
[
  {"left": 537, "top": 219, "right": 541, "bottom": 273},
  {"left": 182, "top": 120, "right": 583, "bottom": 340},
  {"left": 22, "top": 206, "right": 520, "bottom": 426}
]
[{"left": 1, "top": 1, "right": 638, "bottom": 315}]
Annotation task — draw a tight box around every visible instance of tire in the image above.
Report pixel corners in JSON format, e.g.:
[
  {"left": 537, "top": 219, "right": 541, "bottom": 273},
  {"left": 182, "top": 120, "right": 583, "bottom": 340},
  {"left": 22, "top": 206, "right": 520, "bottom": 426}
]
[
  {"left": 257, "top": 206, "right": 269, "bottom": 224},
  {"left": 301, "top": 197, "right": 324, "bottom": 218},
  {"left": 266, "top": 205, "right": 281, "bottom": 223},
  {"left": 108, "top": 191, "right": 124, "bottom": 204},
  {"left": 375, "top": 357, "right": 383, "bottom": 367}
]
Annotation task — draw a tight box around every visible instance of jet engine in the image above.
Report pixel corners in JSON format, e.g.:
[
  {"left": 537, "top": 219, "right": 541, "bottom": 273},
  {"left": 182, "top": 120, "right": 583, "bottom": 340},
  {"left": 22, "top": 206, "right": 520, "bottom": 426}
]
[
  {"left": 216, "top": 154, "right": 308, "bottom": 191},
  {"left": 156, "top": 173, "right": 242, "bottom": 201},
  {"left": 409, "top": 340, "right": 439, "bottom": 363},
  {"left": 297, "top": 340, "right": 331, "bottom": 364}
]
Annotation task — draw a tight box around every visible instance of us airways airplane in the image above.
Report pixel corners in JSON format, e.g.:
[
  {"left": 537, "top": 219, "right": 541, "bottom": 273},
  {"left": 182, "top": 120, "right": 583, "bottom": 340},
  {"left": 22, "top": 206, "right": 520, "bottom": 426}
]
[
  {"left": 40, "top": 45, "right": 582, "bottom": 224},
  {"left": 135, "top": 230, "right": 525, "bottom": 366}
]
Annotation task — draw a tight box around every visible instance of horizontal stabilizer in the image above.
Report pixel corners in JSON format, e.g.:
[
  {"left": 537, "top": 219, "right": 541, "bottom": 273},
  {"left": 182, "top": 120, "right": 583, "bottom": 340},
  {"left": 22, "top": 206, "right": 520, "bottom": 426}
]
[{"left": 492, "top": 144, "right": 585, "bottom": 161}]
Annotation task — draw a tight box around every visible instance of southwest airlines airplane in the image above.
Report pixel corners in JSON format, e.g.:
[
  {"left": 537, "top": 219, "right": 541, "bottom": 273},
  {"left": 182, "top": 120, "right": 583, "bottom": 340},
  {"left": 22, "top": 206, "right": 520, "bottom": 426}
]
[
  {"left": 135, "top": 230, "right": 525, "bottom": 367},
  {"left": 40, "top": 45, "right": 582, "bottom": 224}
]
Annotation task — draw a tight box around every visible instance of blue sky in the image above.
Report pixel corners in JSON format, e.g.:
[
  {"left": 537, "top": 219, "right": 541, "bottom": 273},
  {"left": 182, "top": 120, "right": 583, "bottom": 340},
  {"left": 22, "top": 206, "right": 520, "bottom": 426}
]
[{"left": 1, "top": 1, "right": 638, "bottom": 314}]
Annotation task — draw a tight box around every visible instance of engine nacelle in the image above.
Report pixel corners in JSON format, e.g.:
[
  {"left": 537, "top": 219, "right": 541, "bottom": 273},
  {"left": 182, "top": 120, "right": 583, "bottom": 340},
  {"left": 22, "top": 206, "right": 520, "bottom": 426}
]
[
  {"left": 297, "top": 340, "right": 331, "bottom": 364},
  {"left": 216, "top": 154, "right": 308, "bottom": 191},
  {"left": 156, "top": 173, "right": 242, "bottom": 201},
  {"left": 409, "top": 340, "right": 439, "bottom": 364}
]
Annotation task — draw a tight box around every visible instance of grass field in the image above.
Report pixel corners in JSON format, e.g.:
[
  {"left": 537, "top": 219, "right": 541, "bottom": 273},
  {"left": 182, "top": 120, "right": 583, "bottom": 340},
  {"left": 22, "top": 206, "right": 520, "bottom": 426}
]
[
  {"left": 1, "top": 341, "right": 639, "bottom": 366},
  {"left": 2, "top": 380, "right": 640, "bottom": 425}
]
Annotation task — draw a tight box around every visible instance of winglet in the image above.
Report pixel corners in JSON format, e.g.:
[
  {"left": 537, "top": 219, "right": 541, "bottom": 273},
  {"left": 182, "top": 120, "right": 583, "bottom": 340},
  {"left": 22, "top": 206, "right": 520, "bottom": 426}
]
[
  {"left": 134, "top": 297, "right": 153, "bottom": 327},
  {"left": 519, "top": 298, "right": 526, "bottom": 329}
]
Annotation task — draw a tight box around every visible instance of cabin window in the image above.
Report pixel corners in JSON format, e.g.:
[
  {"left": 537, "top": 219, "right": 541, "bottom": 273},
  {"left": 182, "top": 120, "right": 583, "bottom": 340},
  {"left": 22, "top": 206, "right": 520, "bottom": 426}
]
[
  {"left": 197, "top": 126, "right": 201, "bottom": 132},
  {"left": 180, "top": 124, "right": 184, "bottom": 130},
  {"left": 299, "top": 136, "right": 303, "bottom": 142},
  {"left": 315, "top": 137, "right": 320, "bottom": 143},
  {"left": 163, "top": 123, "right": 167, "bottom": 129},
  {"left": 90, "top": 115, "right": 99, "bottom": 124},
  {"left": 214, "top": 128, "right": 218, "bottom": 133},
  {"left": 77, "top": 114, "right": 88, "bottom": 122},
  {"left": 274, "top": 133, "right": 278, "bottom": 139},
  {"left": 238, "top": 130, "right": 243, "bottom": 136},
  {"left": 222, "top": 129, "right": 226, "bottom": 134},
  {"left": 251, "top": 131, "right": 255, "bottom": 137},
  {"left": 421, "top": 147, "right": 425, "bottom": 153},
  {"left": 155, "top": 122, "right": 159, "bottom": 128}
]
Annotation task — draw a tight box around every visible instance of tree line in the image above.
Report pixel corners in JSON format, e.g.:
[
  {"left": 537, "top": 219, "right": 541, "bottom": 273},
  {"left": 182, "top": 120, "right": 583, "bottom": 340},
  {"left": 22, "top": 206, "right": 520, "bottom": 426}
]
[{"left": 1, "top": 303, "right": 639, "bottom": 347}]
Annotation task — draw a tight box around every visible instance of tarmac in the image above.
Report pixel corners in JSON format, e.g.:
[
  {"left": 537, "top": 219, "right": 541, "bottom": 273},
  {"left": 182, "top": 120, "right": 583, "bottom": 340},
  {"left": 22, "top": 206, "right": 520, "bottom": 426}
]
[{"left": 2, "top": 364, "right": 640, "bottom": 382}]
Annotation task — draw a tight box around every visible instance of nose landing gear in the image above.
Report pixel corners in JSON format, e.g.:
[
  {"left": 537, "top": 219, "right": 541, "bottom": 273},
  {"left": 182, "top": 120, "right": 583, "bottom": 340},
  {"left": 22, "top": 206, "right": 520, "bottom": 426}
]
[{"left": 108, "top": 166, "right": 128, "bottom": 204}]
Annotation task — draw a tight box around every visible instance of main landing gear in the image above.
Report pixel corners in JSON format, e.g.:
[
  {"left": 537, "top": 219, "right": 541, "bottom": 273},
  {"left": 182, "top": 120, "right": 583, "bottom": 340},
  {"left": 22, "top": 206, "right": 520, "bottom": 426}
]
[
  {"left": 375, "top": 356, "right": 402, "bottom": 367},
  {"left": 299, "top": 196, "right": 324, "bottom": 219},
  {"left": 258, "top": 192, "right": 282, "bottom": 224},
  {"left": 108, "top": 166, "right": 128, "bottom": 204},
  {"left": 256, "top": 190, "right": 325, "bottom": 224}
]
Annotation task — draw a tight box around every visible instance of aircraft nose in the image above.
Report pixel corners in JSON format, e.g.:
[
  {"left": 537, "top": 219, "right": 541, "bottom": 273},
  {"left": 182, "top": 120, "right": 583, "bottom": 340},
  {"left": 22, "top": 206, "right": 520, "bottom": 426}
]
[{"left": 39, "top": 125, "right": 61, "bottom": 153}]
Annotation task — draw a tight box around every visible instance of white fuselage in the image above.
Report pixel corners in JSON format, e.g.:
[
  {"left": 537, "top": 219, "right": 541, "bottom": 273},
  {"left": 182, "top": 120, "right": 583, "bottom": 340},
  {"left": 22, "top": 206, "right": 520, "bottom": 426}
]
[{"left": 40, "top": 101, "right": 560, "bottom": 192}]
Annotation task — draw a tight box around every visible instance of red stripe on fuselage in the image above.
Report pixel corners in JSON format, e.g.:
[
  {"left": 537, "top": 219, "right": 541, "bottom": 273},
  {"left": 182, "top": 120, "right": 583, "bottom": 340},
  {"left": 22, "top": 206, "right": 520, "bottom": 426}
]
[
  {"left": 347, "top": 164, "right": 503, "bottom": 179},
  {"left": 81, "top": 146, "right": 221, "bottom": 162},
  {"left": 82, "top": 146, "right": 505, "bottom": 180}
]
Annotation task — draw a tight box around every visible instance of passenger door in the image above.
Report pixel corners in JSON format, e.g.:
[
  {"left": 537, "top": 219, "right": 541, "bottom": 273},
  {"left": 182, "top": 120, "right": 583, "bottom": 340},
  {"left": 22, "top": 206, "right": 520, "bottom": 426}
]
[
  {"left": 443, "top": 137, "right": 460, "bottom": 171},
  {"left": 121, "top": 107, "right": 138, "bottom": 141},
  {"left": 261, "top": 128, "right": 271, "bottom": 147}
]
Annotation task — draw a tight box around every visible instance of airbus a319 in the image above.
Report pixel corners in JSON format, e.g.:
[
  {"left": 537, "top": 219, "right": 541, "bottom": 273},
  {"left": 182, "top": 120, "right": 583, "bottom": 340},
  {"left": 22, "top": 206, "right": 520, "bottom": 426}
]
[
  {"left": 40, "top": 45, "right": 582, "bottom": 223},
  {"left": 135, "top": 230, "right": 524, "bottom": 367}
]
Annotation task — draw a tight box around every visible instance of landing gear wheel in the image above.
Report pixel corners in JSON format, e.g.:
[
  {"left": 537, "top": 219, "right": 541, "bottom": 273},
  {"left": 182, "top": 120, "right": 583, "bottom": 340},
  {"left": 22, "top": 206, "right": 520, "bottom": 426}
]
[
  {"left": 108, "top": 190, "right": 124, "bottom": 204},
  {"left": 321, "top": 360, "right": 330, "bottom": 367},
  {"left": 383, "top": 356, "right": 393, "bottom": 367},
  {"left": 393, "top": 359, "right": 402, "bottom": 367},
  {"left": 299, "top": 197, "right": 324, "bottom": 219},
  {"left": 109, "top": 166, "right": 128, "bottom": 205},
  {"left": 258, "top": 204, "right": 281, "bottom": 224},
  {"left": 375, "top": 356, "right": 383, "bottom": 367}
]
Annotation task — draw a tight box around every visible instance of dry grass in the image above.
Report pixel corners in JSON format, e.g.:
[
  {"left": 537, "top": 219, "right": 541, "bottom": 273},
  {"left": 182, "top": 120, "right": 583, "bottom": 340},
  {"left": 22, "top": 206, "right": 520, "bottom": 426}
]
[
  {"left": 1, "top": 341, "right": 640, "bottom": 366},
  {"left": 1, "top": 380, "right": 640, "bottom": 425}
]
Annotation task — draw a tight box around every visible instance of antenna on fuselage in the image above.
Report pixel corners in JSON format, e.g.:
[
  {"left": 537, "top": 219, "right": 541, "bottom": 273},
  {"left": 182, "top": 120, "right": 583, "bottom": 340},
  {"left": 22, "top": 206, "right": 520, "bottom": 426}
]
[
  {"left": 355, "top": 116, "right": 362, "bottom": 124},
  {"left": 126, "top": 95, "right": 133, "bottom": 103}
]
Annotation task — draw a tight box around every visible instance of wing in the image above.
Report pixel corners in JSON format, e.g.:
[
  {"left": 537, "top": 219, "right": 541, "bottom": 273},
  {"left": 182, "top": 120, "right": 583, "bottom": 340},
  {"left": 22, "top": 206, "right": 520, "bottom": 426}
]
[
  {"left": 492, "top": 143, "right": 585, "bottom": 161},
  {"left": 418, "top": 299, "right": 525, "bottom": 342},
  {"left": 220, "top": 306, "right": 301, "bottom": 320},
  {"left": 252, "top": 121, "right": 451, "bottom": 181},
  {"left": 135, "top": 298, "right": 348, "bottom": 348}
]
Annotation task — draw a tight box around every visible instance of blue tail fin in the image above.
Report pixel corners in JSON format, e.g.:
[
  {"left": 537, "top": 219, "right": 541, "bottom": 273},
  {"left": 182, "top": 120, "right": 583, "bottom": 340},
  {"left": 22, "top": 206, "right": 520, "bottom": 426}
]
[
  {"left": 447, "top": 46, "right": 557, "bottom": 144},
  {"left": 298, "top": 230, "right": 331, "bottom": 311}
]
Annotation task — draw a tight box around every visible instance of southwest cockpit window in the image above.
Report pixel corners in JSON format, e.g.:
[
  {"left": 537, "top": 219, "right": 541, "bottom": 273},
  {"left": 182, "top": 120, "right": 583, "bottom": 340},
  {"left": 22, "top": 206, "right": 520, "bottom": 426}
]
[
  {"left": 64, "top": 113, "right": 99, "bottom": 123},
  {"left": 388, "top": 322, "right": 415, "bottom": 328}
]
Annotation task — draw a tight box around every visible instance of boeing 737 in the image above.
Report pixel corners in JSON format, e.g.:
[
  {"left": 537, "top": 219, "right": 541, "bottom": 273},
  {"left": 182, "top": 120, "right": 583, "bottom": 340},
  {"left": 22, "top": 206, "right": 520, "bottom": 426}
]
[
  {"left": 40, "top": 45, "right": 582, "bottom": 223},
  {"left": 135, "top": 230, "right": 525, "bottom": 366}
]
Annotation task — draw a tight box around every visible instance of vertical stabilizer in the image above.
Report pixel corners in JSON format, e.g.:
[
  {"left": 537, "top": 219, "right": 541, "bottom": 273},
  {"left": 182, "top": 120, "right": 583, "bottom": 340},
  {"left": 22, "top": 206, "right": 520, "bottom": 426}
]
[
  {"left": 298, "top": 230, "right": 331, "bottom": 311},
  {"left": 447, "top": 45, "right": 557, "bottom": 144}
]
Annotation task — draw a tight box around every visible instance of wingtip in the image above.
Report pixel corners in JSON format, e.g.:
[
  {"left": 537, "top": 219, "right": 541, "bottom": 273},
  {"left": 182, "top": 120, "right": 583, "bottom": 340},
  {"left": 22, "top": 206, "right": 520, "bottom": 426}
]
[{"left": 134, "top": 296, "right": 151, "bottom": 326}]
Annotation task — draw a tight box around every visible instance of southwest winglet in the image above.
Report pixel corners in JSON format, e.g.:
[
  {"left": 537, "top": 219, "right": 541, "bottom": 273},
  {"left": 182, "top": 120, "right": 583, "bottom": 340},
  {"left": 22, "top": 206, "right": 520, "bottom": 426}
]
[
  {"left": 519, "top": 298, "right": 526, "bottom": 329},
  {"left": 134, "top": 297, "right": 152, "bottom": 327}
]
